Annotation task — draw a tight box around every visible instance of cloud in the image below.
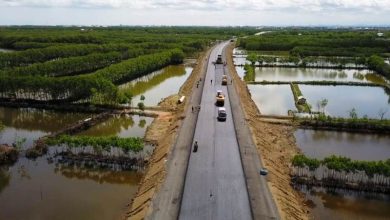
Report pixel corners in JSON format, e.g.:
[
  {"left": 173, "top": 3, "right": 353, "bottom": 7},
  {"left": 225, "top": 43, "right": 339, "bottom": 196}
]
[{"left": 1, "top": 0, "right": 390, "bottom": 12}]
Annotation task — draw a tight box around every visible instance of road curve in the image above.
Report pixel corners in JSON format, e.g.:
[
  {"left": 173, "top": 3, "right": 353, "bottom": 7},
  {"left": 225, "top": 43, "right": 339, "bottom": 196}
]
[{"left": 179, "top": 42, "right": 252, "bottom": 220}]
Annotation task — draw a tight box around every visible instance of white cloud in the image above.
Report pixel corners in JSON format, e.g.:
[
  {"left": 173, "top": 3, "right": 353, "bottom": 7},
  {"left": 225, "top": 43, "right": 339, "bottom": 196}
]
[{"left": 1, "top": 0, "right": 390, "bottom": 12}]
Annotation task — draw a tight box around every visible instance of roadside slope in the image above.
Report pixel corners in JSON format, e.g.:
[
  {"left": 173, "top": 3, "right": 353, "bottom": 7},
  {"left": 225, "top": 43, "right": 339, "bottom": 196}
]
[
  {"left": 124, "top": 48, "right": 211, "bottom": 220},
  {"left": 226, "top": 43, "right": 309, "bottom": 220}
]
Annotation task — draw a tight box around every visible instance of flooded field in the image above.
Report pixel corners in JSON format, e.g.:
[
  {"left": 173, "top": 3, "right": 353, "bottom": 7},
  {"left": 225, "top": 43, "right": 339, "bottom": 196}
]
[
  {"left": 0, "top": 157, "right": 141, "bottom": 220},
  {"left": 0, "top": 107, "right": 91, "bottom": 149},
  {"left": 77, "top": 114, "right": 153, "bottom": 138},
  {"left": 295, "top": 129, "right": 390, "bottom": 160},
  {"left": 0, "top": 107, "right": 151, "bottom": 219},
  {"left": 119, "top": 65, "right": 193, "bottom": 106},
  {"left": 248, "top": 84, "right": 295, "bottom": 115},
  {"left": 254, "top": 67, "right": 387, "bottom": 84},
  {"left": 300, "top": 85, "right": 390, "bottom": 119},
  {"left": 301, "top": 186, "right": 390, "bottom": 220}
]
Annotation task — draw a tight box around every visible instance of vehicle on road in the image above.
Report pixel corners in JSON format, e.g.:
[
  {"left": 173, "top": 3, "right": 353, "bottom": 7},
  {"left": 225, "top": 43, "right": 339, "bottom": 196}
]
[
  {"left": 216, "top": 54, "right": 223, "bottom": 64},
  {"left": 217, "top": 107, "right": 227, "bottom": 121},
  {"left": 260, "top": 168, "right": 269, "bottom": 176},
  {"left": 216, "top": 90, "right": 225, "bottom": 106},
  {"left": 222, "top": 75, "right": 228, "bottom": 85}
]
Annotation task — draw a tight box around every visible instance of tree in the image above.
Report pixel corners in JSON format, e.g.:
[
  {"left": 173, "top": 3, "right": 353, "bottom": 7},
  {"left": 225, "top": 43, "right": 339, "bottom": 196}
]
[
  {"left": 348, "top": 108, "right": 358, "bottom": 119},
  {"left": 137, "top": 102, "right": 145, "bottom": 111},
  {"left": 378, "top": 108, "right": 388, "bottom": 120},
  {"left": 247, "top": 53, "right": 257, "bottom": 66},
  {"left": 317, "top": 98, "right": 328, "bottom": 113}
]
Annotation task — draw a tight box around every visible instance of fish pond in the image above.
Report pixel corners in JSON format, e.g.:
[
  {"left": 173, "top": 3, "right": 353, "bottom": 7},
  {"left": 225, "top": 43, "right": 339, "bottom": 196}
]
[{"left": 119, "top": 65, "right": 193, "bottom": 106}]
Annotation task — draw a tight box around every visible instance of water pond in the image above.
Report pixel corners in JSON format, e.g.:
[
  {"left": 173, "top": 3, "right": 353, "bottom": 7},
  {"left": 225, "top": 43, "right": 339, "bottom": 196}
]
[
  {"left": 300, "top": 85, "right": 390, "bottom": 119},
  {"left": 254, "top": 67, "right": 387, "bottom": 84},
  {"left": 0, "top": 107, "right": 91, "bottom": 149},
  {"left": 248, "top": 85, "right": 295, "bottom": 115},
  {"left": 0, "top": 157, "right": 141, "bottom": 220},
  {"left": 294, "top": 129, "right": 390, "bottom": 161},
  {"left": 119, "top": 65, "right": 193, "bottom": 106}
]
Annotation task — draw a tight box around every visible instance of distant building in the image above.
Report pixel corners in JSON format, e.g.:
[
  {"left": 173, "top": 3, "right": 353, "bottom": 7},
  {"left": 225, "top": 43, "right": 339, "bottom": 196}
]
[{"left": 377, "top": 32, "right": 384, "bottom": 37}]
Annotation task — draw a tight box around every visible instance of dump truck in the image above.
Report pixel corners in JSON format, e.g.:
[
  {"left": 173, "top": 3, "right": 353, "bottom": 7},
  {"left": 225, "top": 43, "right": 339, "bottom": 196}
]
[
  {"left": 216, "top": 55, "right": 223, "bottom": 64},
  {"left": 215, "top": 90, "right": 225, "bottom": 106},
  {"left": 222, "top": 75, "right": 228, "bottom": 85}
]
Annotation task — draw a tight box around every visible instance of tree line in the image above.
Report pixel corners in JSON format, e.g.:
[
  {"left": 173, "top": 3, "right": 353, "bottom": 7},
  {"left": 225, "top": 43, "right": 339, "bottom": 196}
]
[
  {"left": 1, "top": 50, "right": 144, "bottom": 77},
  {"left": 238, "top": 30, "right": 390, "bottom": 58},
  {"left": 292, "top": 154, "right": 390, "bottom": 177},
  {"left": 0, "top": 49, "right": 185, "bottom": 104},
  {"left": 0, "top": 43, "right": 138, "bottom": 68}
]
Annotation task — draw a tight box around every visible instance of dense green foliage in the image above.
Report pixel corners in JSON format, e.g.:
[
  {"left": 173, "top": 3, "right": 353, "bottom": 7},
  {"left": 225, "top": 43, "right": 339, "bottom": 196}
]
[
  {"left": 292, "top": 154, "right": 390, "bottom": 177},
  {"left": 239, "top": 30, "right": 390, "bottom": 57},
  {"left": 46, "top": 135, "right": 144, "bottom": 152},
  {"left": 0, "top": 43, "right": 136, "bottom": 68},
  {"left": 243, "top": 64, "right": 255, "bottom": 81},
  {"left": 0, "top": 49, "right": 183, "bottom": 103},
  {"left": 367, "top": 55, "right": 390, "bottom": 79},
  {"left": 2, "top": 51, "right": 137, "bottom": 77}
]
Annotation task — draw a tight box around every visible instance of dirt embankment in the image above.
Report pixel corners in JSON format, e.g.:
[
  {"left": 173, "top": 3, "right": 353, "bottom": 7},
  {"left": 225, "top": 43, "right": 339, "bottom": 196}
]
[
  {"left": 124, "top": 49, "right": 209, "bottom": 220},
  {"left": 227, "top": 44, "right": 309, "bottom": 220}
]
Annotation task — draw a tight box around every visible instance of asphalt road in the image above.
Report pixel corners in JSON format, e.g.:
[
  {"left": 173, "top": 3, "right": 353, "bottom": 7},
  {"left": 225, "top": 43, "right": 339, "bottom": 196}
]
[{"left": 179, "top": 42, "right": 252, "bottom": 220}]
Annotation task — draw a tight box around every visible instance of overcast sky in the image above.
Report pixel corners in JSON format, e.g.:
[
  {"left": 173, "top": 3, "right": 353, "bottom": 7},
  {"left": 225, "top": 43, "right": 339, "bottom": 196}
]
[{"left": 0, "top": 0, "right": 389, "bottom": 26}]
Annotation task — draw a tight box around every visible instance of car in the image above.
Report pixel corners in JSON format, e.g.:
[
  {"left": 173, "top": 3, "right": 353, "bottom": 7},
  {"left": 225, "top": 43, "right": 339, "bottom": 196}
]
[
  {"left": 217, "top": 107, "right": 227, "bottom": 121},
  {"left": 259, "top": 168, "right": 268, "bottom": 176}
]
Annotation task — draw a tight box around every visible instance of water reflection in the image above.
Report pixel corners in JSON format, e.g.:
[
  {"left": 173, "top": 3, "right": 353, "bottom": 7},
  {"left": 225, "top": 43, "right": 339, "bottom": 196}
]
[
  {"left": 254, "top": 67, "right": 387, "bottom": 84},
  {"left": 0, "top": 107, "right": 91, "bottom": 149},
  {"left": 300, "top": 85, "right": 390, "bottom": 119},
  {"left": 119, "top": 65, "right": 193, "bottom": 106},
  {"left": 77, "top": 115, "right": 153, "bottom": 138},
  {"left": 295, "top": 129, "right": 390, "bottom": 160},
  {"left": 248, "top": 85, "right": 295, "bottom": 115},
  {"left": 0, "top": 157, "right": 141, "bottom": 220},
  {"left": 299, "top": 186, "right": 390, "bottom": 220}
]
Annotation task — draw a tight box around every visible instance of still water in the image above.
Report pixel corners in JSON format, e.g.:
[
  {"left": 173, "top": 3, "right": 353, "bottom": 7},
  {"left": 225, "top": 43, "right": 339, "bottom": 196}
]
[
  {"left": 0, "top": 157, "right": 141, "bottom": 220},
  {"left": 0, "top": 107, "right": 91, "bottom": 149},
  {"left": 0, "top": 107, "right": 150, "bottom": 219},
  {"left": 301, "top": 186, "right": 390, "bottom": 220},
  {"left": 119, "top": 65, "right": 193, "bottom": 106},
  {"left": 254, "top": 67, "right": 387, "bottom": 84},
  {"left": 295, "top": 129, "right": 390, "bottom": 160},
  {"left": 77, "top": 114, "right": 153, "bottom": 138},
  {"left": 300, "top": 85, "right": 390, "bottom": 119},
  {"left": 248, "top": 85, "right": 295, "bottom": 115}
]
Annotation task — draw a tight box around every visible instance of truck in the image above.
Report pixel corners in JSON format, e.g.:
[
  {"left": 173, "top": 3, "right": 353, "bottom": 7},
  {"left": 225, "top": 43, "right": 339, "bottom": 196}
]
[
  {"left": 215, "top": 90, "right": 225, "bottom": 106},
  {"left": 222, "top": 75, "right": 228, "bottom": 85},
  {"left": 216, "top": 55, "right": 223, "bottom": 64}
]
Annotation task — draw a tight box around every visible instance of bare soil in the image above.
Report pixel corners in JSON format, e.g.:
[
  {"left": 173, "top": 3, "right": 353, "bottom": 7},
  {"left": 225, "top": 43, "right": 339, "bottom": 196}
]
[
  {"left": 227, "top": 44, "right": 310, "bottom": 220},
  {"left": 124, "top": 49, "right": 210, "bottom": 220}
]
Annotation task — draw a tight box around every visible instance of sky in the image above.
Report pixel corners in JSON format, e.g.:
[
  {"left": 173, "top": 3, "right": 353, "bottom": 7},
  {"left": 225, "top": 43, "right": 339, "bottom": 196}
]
[{"left": 0, "top": 0, "right": 389, "bottom": 26}]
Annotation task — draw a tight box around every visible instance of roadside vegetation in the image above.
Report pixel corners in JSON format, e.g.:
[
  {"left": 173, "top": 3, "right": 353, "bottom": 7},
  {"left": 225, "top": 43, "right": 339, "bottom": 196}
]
[{"left": 46, "top": 135, "right": 144, "bottom": 153}]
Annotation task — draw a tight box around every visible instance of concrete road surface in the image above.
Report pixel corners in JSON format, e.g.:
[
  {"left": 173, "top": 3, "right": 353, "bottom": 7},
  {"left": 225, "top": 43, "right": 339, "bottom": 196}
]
[{"left": 179, "top": 42, "right": 252, "bottom": 220}]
